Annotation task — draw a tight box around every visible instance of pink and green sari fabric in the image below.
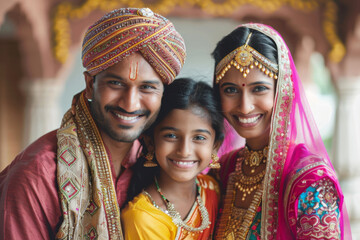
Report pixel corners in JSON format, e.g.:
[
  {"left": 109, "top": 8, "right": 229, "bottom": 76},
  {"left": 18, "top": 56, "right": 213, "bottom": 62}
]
[{"left": 216, "top": 23, "right": 352, "bottom": 239}]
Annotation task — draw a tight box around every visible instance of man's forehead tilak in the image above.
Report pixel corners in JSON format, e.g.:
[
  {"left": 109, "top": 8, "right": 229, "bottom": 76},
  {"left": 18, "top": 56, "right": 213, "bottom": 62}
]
[{"left": 129, "top": 60, "right": 139, "bottom": 81}]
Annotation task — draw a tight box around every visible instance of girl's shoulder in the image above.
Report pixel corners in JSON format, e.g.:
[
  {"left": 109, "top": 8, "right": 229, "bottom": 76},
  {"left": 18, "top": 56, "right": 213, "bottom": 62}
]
[
  {"left": 197, "top": 174, "right": 218, "bottom": 186},
  {"left": 122, "top": 192, "right": 150, "bottom": 212},
  {"left": 121, "top": 192, "right": 176, "bottom": 239},
  {"left": 197, "top": 174, "right": 220, "bottom": 196}
]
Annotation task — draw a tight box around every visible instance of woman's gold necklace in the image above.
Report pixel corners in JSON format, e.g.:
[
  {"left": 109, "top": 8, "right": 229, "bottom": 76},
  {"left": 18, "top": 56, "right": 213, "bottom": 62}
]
[
  {"left": 244, "top": 145, "right": 269, "bottom": 173},
  {"left": 154, "top": 177, "right": 210, "bottom": 232},
  {"left": 235, "top": 146, "right": 268, "bottom": 201}
]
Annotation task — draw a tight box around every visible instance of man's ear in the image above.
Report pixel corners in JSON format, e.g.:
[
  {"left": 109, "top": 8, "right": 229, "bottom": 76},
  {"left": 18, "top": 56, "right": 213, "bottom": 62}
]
[{"left": 84, "top": 71, "right": 94, "bottom": 100}]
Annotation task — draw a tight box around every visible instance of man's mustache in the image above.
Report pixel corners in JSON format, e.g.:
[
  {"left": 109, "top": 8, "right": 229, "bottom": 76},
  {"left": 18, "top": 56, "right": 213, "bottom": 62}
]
[{"left": 105, "top": 105, "right": 150, "bottom": 116}]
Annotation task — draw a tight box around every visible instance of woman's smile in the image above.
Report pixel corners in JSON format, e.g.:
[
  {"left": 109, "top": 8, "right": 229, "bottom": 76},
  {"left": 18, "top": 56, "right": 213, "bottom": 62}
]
[
  {"left": 235, "top": 114, "right": 263, "bottom": 127},
  {"left": 219, "top": 68, "right": 275, "bottom": 149}
]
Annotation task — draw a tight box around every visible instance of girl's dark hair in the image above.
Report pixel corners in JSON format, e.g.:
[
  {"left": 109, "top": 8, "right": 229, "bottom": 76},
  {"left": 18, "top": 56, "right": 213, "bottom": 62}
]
[
  {"left": 124, "top": 78, "right": 224, "bottom": 207},
  {"left": 211, "top": 27, "right": 278, "bottom": 100}
]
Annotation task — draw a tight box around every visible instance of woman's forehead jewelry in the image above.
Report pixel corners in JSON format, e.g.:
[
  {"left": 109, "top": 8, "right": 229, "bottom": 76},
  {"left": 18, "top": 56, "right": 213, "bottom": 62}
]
[{"left": 215, "top": 32, "right": 278, "bottom": 83}]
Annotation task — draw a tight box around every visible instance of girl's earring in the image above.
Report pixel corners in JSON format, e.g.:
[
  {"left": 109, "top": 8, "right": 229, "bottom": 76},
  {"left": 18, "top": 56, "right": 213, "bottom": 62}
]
[
  {"left": 209, "top": 153, "right": 220, "bottom": 169},
  {"left": 87, "top": 98, "right": 92, "bottom": 102},
  {"left": 143, "top": 152, "right": 157, "bottom": 167}
]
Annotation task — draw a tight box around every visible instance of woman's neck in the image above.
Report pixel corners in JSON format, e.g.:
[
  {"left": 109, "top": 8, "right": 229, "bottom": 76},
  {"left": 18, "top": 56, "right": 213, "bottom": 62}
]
[{"left": 245, "top": 131, "right": 270, "bottom": 150}]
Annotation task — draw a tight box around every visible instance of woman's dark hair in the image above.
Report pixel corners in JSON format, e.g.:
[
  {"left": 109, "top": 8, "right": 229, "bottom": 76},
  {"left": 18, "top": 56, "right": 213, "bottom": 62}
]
[
  {"left": 124, "top": 78, "right": 224, "bottom": 207},
  {"left": 211, "top": 27, "right": 278, "bottom": 100}
]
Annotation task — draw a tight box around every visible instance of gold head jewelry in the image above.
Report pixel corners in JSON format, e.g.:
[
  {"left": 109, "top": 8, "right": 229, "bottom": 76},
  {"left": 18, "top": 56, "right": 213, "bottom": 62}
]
[
  {"left": 215, "top": 32, "right": 279, "bottom": 83},
  {"left": 143, "top": 152, "right": 158, "bottom": 167},
  {"left": 209, "top": 153, "right": 220, "bottom": 169}
]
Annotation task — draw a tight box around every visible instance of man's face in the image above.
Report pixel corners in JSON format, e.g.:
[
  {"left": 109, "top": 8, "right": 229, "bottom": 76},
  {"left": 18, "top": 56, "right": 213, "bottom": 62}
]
[{"left": 85, "top": 53, "right": 164, "bottom": 143}]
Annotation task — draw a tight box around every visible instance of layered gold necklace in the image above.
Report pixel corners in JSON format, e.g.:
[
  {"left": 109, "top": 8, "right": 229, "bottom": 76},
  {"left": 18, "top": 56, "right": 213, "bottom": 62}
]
[
  {"left": 235, "top": 145, "right": 268, "bottom": 202},
  {"left": 215, "top": 146, "right": 269, "bottom": 239}
]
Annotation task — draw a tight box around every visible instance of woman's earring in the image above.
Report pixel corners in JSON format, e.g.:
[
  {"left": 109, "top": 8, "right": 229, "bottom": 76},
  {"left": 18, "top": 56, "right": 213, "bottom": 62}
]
[
  {"left": 143, "top": 152, "right": 157, "bottom": 167},
  {"left": 250, "top": 105, "right": 254, "bottom": 110},
  {"left": 209, "top": 153, "right": 220, "bottom": 169},
  {"left": 87, "top": 98, "right": 92, "bottom": 102}
]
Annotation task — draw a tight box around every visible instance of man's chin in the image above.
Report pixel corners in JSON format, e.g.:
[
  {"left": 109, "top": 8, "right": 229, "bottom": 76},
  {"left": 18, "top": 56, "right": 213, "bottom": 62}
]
[{"left": 109, "top": 129, "right": 143, "bottom": 143}]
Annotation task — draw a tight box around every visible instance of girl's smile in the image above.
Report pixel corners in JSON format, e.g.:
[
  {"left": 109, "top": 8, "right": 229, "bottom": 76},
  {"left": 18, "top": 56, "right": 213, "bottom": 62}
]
[{"left": 154, "top": 107, "right": 217, "bottom": 183}]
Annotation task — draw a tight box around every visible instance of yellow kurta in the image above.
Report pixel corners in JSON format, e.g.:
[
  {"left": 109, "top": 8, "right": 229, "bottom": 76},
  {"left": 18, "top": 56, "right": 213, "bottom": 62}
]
[{"left": 121, "top": 174, "right": 220, "bottom": 240}]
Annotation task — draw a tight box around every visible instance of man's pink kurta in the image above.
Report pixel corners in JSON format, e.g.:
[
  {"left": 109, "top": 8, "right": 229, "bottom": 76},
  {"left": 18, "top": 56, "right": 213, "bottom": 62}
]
[{"left": 0, "top": 130, "right": 138, "bottom": 239}]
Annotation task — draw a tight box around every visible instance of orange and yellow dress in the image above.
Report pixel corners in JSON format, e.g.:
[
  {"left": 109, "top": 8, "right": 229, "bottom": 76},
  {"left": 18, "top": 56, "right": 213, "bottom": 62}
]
[{"left": 121, "top": 174, "right": 220, "bottom": 240}]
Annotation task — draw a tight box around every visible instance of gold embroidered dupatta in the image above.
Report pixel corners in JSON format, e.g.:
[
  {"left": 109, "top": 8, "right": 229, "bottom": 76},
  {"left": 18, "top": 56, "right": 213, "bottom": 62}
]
[
  {"left": 245, "top": 24, "right": 293, "bottom": 239},
  {"left": 56, "top": 92, "right": 123, "bottom": 239}
]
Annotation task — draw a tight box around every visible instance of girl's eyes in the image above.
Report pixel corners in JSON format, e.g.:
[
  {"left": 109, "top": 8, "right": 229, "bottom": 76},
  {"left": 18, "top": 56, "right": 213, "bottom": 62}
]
[
  {"left": 164, "top": 133, "right": 177, "bottom": 139},
  {"left": 162, "top": 133, "right": 207, "bottom": 141},
  {"left": 193, "top": 135, "right": 207, "bottom": 141}
]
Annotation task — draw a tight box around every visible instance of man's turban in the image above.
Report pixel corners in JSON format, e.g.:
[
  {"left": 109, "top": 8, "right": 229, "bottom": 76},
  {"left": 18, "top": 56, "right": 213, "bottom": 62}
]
[{"left": 82, "top": 8, "right": 186, "bottom": 84}]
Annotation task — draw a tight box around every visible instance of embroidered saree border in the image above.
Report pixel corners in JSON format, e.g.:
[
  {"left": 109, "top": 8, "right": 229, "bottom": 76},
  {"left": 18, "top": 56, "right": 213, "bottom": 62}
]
[{"left": 240, "top": 23, "right": 294, "bottom": 240}]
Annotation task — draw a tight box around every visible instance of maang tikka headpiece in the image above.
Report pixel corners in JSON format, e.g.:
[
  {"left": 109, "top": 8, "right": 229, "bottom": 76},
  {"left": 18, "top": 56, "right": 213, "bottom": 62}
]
[{"left": 215, "top": 31, "right": 279, "bottom": 83}]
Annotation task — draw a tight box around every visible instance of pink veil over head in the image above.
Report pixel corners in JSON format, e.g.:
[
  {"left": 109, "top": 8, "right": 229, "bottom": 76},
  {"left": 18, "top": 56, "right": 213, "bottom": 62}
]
[{"left": 217, "top": 23, "right": 351, "bottom": 239}]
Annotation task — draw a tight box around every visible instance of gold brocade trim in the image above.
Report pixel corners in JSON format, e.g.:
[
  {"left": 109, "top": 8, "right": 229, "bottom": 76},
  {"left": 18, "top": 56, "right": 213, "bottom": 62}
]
[
  {"left": 283, "top": 157, "right": 337, "bottom": 228},
  {"left": 283, "top": 160, "right": 325, "bottom": 212},
  {"left": 78, "top": 93, "right": 123, "bottom": 239},
  {"left": 215, "top": 149, "right": 263, "bottom": 240},
  {"left": 241, "top": 23, "right": 293, "bottom": 239},
  {"left": 56, "top": 92, "right": 123, "bottom": 239},
  {"left": 53, "top": 0, "right": 345, "bottom": 63}
]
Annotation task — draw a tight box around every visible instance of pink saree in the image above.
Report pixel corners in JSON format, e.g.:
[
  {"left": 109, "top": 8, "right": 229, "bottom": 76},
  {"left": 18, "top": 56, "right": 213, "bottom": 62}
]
[{"left": 216, "top": 23, "right": 352, "bottom": 239}]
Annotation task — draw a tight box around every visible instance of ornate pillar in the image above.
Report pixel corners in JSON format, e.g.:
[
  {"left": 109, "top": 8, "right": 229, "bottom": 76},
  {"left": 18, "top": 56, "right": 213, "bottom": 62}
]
[
  {"left": 332, "top": 77, "right": 360, "bottom": 238},
  {"left": 21, "top": 79, "right": 63, "bottom": 147}
]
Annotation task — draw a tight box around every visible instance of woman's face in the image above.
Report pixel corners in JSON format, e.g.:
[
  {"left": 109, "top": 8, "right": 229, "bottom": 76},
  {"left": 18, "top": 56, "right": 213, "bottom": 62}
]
[{"left": 219, "top": 67, "right": 275, "bottom": 149}]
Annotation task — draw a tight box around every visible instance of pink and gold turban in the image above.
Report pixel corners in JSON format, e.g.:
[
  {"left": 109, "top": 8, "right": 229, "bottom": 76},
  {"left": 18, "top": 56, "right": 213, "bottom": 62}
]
[{"left": 82, "top": 8, "right": 186, "bottom": 85}]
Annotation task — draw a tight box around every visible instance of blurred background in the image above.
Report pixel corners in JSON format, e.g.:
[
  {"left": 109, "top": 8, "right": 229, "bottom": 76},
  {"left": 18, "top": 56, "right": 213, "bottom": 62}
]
[{"left": 0, "top": 0, "right": 359, "bottom": 237}]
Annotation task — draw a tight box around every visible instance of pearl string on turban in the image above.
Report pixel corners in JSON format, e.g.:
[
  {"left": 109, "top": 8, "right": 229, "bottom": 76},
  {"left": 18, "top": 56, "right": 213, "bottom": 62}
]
[{"left": 82, "top": 8, "right": 186, "bottom": 85}]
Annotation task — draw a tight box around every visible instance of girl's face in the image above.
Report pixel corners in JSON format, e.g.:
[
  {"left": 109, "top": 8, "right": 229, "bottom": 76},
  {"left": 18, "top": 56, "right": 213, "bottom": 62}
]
[
  {"left": 153, "top": 107, "right": 217, "bottom": 183},
  {"left": 219, "top": 67, "right": 275, "bottom": 149}
]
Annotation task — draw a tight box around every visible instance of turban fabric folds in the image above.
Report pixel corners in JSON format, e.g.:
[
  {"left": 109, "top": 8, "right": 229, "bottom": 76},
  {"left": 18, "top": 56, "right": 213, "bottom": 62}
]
[{"left": 82, "top": 8, "right": 186, "bottom": 84}]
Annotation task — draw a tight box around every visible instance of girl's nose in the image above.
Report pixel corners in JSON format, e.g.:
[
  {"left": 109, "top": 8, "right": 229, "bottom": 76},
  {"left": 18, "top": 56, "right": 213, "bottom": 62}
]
[{"left": 176, "top": 139, "right": 192, "bottom": 158}]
